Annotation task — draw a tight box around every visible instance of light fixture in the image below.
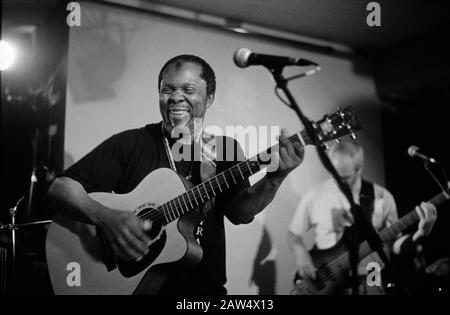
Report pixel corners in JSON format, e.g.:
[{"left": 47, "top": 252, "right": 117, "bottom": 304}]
[{"left": 0, "top": 40, "right": 16, "bottom": 71}]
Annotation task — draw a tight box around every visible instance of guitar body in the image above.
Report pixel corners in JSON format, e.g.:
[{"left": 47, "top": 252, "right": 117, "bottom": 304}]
[
  {"left": 292, "top": 240, "right": 350, "bottom": 295},
  {"left": 45, "top": 168, "right": 203, "bottom": 295}
]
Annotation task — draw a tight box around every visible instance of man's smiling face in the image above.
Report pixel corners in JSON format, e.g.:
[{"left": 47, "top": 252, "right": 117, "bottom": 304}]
[{"left": 159, "top": 61, "right": 214, "bottom": 136}]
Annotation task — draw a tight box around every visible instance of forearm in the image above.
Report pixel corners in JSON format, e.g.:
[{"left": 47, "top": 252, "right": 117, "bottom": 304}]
[
  {"left": 225, "top": 175, "right": 282, "bottom": 224},
  {"left": 287, "top": 231, "right": 311, "bottom": 262},
  {"left": 48, "top": 177, "right": 109, "bottom": 225}
]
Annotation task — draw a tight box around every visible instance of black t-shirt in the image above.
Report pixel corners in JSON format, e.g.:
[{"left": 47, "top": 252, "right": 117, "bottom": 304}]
[{"left": 61, "top": 122, "right": 250, "bottom": 294}]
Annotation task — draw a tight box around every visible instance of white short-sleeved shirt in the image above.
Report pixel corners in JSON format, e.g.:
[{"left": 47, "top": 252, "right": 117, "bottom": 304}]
[{"left": 289, "top": 178, "right": 398, "bottom": 250}]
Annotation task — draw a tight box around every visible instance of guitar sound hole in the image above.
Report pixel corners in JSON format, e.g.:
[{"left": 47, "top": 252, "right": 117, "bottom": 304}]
[
  {"left": 136, "top": 207, "right": 164, "bottom": 241},
  {"left": 147, "top": 219, "right": 163, "bottom": 241}
]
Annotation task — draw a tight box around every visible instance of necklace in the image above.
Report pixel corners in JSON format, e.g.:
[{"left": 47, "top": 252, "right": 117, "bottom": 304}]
[{"left": 162, "top": 129, "right": 195, "bottom": 181}]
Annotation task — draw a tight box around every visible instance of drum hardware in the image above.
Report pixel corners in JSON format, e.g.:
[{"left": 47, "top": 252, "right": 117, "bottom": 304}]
[{"left": 1, "top": 196, "right": 51, "bottom": 294}]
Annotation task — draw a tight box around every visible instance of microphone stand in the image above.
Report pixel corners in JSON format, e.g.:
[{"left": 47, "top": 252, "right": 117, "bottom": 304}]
[
  {"left": 267, "top": 65, "right": 408, "bottom": 295},
  {"left": 423, "top": 161, "right": 449, "bottom": 195}
]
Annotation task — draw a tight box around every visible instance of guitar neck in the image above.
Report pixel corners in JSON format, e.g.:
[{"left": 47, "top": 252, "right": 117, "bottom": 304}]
[
  {"left": 358, "top": 189, "right": 450, "bottom": 257},
  {"left": 152, "top": 106, "right": 359, "bottom": 225},
  {"left": 317, "top": 189, "right": 450, "bottom": 280},
  {"left": 156, "top": 130, "right": 312, "bottom": 225}
]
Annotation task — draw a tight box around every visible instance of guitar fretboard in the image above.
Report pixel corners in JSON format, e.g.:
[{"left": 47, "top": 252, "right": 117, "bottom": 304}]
[
  {"left": 358, "top": 189, "right": 449, "bottom": 258},
  {"left": 145, "top": 129, "right": 312, "bottom": 224}
]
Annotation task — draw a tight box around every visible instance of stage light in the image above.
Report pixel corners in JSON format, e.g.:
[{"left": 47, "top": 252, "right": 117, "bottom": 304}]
[{"left": 0, "top": 40, "right": 16, "bottom": 71}]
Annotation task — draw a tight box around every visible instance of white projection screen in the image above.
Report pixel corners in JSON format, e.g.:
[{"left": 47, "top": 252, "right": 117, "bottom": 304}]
[{"left": 65, "top": 1, "right": 386, "bottom": 294}]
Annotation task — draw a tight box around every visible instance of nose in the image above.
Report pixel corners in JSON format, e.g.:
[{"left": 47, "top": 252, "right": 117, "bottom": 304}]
[{"left": 169, "top": 88, "right": 184, "bottom": 102}]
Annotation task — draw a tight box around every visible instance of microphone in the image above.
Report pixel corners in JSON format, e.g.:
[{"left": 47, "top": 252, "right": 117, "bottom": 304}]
[
  {"left": 233, "top": 48, "right": 318, "bottom": 69},
  {"left": 407, "top": 145, "right": 437, "bottom": 163}
]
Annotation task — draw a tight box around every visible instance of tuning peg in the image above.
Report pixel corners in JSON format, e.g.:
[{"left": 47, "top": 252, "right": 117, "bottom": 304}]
[
  {"left": 335, "top": 138, "right": 342, "bottom": 144},
  {"left": 350, "top": 133, "right": 357, "bottom": 140},
  {"left": 322, "top": 143, "right": 329, "bottom": 150}
]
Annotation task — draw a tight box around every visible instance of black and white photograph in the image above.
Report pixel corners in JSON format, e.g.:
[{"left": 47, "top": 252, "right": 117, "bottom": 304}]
[{"left": 1, "top": 0, "right": 449, "bottom": 301}]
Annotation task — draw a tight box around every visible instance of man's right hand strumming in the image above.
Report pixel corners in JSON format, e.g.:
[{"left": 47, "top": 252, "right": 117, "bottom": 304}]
[
  {"left": 48, "top": 176, "right": 153, "bottom": 262},
  {"left": 97, "top": 209, "right": 152, "bottom": 262}
]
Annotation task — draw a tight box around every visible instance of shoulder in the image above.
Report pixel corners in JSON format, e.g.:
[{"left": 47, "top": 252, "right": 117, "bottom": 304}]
[
  {"left": 312, "top": 179, "right": 337, "bottom": 197},
  {"left": 111, "top": 123, "right": 160, "bottom": 143},
  {"left": 298, "top": 180, "right": 332, "bottom": 207},
  {"left": 372, "top": 182, "right": 394, "bottom": 199},
  {"left": 92, "top": 124, "right": 161, "bottom": 157},
  {"left": 371, "top": 182, "right": 397, "bottom": 210}
]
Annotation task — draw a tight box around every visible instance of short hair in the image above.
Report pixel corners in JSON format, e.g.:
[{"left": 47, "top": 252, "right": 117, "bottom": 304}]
[
  {"left": 158, "top": 55, "right": 216, "bottom": 96},
  {"left": 328, "top": 141, "right": 364, "bottom": 172}
]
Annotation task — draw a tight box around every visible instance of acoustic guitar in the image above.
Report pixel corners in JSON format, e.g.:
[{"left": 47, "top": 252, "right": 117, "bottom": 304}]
[{"left": 46, "top": 107, "right": 359, "bottom": 294}]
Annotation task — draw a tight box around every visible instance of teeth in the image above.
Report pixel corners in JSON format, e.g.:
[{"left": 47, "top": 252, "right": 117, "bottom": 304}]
[
  {"left": 169, "top": 109, "right": 190, "bottom": 122},
  {"left": 169, "top": 108, "right": 190, "bottom": 117}
]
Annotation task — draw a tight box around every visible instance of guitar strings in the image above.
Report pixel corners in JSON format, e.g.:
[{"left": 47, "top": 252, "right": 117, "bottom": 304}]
[
  {"left": 138, "top": 112, "right": 350, "bottom": 224},
  {"left": 136, "top": 160, "right": 258, "bottom": 222},
  {"left": 137, "top": 132, "right": 308, "bottom": 223},
  {"left": 138, "top": 140, "right": 293, "bottom": 223}
]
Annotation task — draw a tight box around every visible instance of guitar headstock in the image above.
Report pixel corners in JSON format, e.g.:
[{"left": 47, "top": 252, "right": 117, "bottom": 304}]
[{"left": 313, "top": 106, "right": 360, "bottom": 148}]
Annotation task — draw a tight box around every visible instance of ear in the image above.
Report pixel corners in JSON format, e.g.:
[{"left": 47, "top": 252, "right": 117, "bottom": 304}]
[{"left": 206, "top": 94, "right": 214, "bottom": 109}]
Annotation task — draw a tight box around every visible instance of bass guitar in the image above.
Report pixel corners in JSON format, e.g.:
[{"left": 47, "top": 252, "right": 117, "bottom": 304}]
[{"left": 292, "top": 186, "right": 450, "bottom": 295}]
